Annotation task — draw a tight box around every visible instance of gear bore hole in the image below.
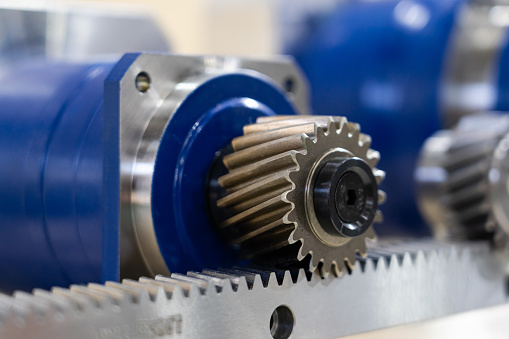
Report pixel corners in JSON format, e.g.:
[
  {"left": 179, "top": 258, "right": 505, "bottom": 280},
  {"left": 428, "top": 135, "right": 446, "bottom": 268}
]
[
  {"left": 135, "top": 71, "right": 151, "bottom": 93},
  {"left": 346, "top": 189, "right": 357, "bottom": 206},
  {"left": 270, "top": 305, "right": 294, "bottom": 339}
]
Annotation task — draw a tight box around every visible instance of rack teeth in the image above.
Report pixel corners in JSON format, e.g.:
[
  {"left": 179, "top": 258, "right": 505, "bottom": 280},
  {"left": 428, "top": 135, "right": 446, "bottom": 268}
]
[{"left": 0, "top": 240, "right": 500, "bottom": 339}]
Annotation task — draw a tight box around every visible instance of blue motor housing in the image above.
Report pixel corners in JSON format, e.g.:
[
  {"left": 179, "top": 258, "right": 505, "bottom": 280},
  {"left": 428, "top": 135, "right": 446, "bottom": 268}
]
[
  {"left": 0, "top": 61, "right": 115, "bottom": 292},
  {"left": 0, "top": 53, "right": 304, "bottom": 292}
]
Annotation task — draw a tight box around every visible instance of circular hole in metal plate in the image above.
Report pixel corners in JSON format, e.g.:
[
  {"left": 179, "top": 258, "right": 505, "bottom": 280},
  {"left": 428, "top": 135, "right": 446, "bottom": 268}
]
[
  {"left": 270, "top": 305, "right": 295, "bottom": 339},
  {"left": 135, "top": 71, "right": 151, "bottom": 93}
]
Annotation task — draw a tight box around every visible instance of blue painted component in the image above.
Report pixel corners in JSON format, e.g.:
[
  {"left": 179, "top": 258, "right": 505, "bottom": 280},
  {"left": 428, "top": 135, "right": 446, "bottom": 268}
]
[
  {"left": 0, "top": 54, "right": 298, "bottom": 291},
  {"left": 154, "top": 75, "right": 297, "bottom": 273},
  {"left": 103, "top": 53, "right": 141, "bottom": 283},
  {"left": 0, "top": 60, "right": 115, "bottom": 292},
  {"left": 496, "top": 41, "right": 509, "bottom": 111},
  {"left": 287, "top": 0, "right": 463, "bottom": 236}
]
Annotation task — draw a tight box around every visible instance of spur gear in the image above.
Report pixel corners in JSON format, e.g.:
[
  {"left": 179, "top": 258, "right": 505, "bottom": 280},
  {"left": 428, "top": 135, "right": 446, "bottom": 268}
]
[
  {"left": 416, "top": 113, "right": 509, "bottom": 243},
  {"left": 212, "top": 115, "right": 385, "bottom": 276}
]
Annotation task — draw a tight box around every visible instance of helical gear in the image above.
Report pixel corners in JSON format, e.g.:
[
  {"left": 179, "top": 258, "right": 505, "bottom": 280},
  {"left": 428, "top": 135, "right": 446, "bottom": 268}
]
[
  {"left": 417, "top": 113, "right": 509, "bottom": 243},
  {"left": 215, "top": 115, "right": 385, "bottom": 276}
]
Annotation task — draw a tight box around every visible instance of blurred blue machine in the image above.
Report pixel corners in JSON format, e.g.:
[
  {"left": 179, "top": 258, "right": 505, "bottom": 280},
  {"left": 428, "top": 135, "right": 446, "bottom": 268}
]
[
  {"left": 0, "top": 53, "right": 307, "bottom": 292},
  {"left": 288, "top": 0, "right": 509, "bottom": 236}
]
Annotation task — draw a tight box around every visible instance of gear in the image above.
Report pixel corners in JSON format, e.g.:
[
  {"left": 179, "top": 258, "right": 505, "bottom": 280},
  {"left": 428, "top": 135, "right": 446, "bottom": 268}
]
[
  {"left": 0, "top": 242, "right": 501, "bottom": 339},
  {"left": 214, "top": 115, "right": 385, "bottom": 276},
  {"left": 416, "top": 113, "right": 509, "bottom": 243}
]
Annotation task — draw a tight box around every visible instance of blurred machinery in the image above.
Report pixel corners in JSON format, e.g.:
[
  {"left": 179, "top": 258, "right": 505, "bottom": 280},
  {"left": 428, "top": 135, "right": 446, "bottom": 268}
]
[
  {"left": 417, "top": 113, "right": 509, "bottom": 245},
  {"left": 288, "top": 0, "right": 509, "bottom": 237},
  {"left": 0, "top": 1, "right": 169, "bottom": 70}
]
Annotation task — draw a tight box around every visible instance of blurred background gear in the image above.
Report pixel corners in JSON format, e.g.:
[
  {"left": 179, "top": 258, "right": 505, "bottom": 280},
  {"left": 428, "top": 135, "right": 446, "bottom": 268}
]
[
  {"left": 416, "top": 113, "right": 509, "bottom": 244},
  {"left": 211, "top": 115, "right": 384, "bottom": 276}
]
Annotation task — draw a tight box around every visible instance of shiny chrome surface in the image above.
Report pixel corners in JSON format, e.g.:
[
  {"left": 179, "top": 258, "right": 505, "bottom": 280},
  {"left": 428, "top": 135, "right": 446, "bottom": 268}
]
[
  {"left": 489, "top": 131, "right": 509, "bottom": 236},
  {"left": 441, "top": 0, "right": 509, "bottom": 127},
  {"left": 415, "top": 130, "right": 455, "bottom": 240},
  {"left": 0, "top": 241, "right": 505, "bottom": 339}
]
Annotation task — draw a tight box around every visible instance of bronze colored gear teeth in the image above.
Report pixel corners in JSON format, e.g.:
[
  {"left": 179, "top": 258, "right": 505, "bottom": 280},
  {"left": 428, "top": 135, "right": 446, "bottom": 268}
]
[{"left": 216, "top": 115, "right": 386, "bottom": 277}]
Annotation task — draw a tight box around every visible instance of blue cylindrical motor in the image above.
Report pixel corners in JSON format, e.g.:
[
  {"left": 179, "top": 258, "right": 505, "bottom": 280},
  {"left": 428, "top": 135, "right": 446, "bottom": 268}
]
[{"left": 0, "top": 61, "right": 114, "bottom": 292}]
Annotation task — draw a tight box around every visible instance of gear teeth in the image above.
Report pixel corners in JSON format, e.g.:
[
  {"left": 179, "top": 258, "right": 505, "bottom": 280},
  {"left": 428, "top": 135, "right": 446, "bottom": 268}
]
[
  {"left": 51, "top": 287, "right": 96, "bottom": 311},
  {"left": 104, "top": 281, "right": 150, "bottom": 304},
  {"left": 256, "top": 115, "right": 299, "bottom": 123},
  {"left": 315, "top": 121, "right": 327, "bottom": 139},
  {"left": 233, "top": 123, "right": 316, "bottom": 151},
  {"left": 69, "top": 285, "right": 117, "bottom": 308},
  {"left": 121, "top": 279, "right": 166, "bottom": 301},
  {"left": 217, "top": 177, "right": 292, "bottom": 212},
  {"left": 215, "top": 115, "right": 385, "bottom": 277},
  {"left": 0, "top": 241, "right": 496, "bottom": 336},
  {"left": 13, "top": 292, "right": 54, "bottom": 324},
  {"left": 302, "top": 134, "right": 315, "bottom": 152},
  {"left": 218, "top": 151, "right": 299, "bottom": 192},
  {"left": 224, "top": 134, "right": 304, "bottom": 170},
  {"left": 356, "top": 239, "right": 368, "bottom": 255},
  {"left": 345, "top": 255, "right": 356, "bottom": 271},
  {"left": 243, "top": 116, "right": 333, "bottom": 134},
  {"left": 32, "top": 289, "right": 73, "bottom": 319},
  {"left": 220, "top": 195, "right": 291, "bottom": 229},
  {"left": 359, "top": 133, "right": 372, "bottom": 148},
  {"left": 373, "top": 169, "right": 386, "bottom": 184},
  {"left": 418, "top": 114, "right": 509, "bottom": 241},
  {"left": 0, "top": 294, "right": 29, "bottom": 328},
  {"left": 86, "top": 283, "right": 130, "bottom": 305},
  {"left": 366, "top": 149, "right": 381, "bottom": 167}
]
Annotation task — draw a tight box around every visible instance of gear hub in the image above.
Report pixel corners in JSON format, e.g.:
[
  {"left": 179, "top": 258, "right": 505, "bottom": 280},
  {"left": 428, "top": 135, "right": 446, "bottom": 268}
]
[{"left": 212, "top": 115, "right": 386, "bottom": 276}]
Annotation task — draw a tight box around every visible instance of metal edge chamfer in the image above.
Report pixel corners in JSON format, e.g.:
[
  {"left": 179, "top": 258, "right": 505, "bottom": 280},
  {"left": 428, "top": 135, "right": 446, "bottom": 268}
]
[
  {"left": 0, "top": 242, "right": 503, "bottom": 339},
  {"left": 216, "top": 115, "right": 386, "bottom": 277},
  {"left": 417, "top": 113, "right": 509, "bottom": 244}
]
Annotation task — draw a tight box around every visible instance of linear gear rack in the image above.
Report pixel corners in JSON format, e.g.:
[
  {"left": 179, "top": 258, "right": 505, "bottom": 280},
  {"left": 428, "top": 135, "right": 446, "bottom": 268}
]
[{"left": 0, "top": 241, "right": 506, "bottom": 339}]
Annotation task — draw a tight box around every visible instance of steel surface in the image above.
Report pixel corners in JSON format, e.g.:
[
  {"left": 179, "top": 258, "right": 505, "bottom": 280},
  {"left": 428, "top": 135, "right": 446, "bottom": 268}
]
[{"left": 0, "top": 241, "right": 505, "bottom": 339}]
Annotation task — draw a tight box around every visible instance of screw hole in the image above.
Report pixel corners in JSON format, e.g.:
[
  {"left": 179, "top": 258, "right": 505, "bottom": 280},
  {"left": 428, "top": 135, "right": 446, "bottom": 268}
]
[
  {"left": 270, "top": 305, "right": 294, "bottom": 339},
  {"left": 135, "top": 71, "right": 151, "bottom": 93},
  {"left": 346, "top": 189, "right": 357, "bottom": 206},
  {"left": 283, "top": 77, "right": 296, "bottom": 94}
]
